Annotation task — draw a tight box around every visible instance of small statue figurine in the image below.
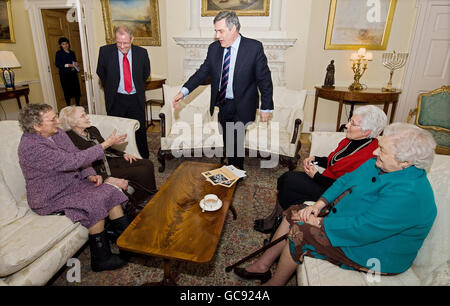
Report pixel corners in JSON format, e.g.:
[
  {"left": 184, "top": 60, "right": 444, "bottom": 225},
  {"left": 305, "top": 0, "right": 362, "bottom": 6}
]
[{"left": 322, "top": 60, "right": 335, "bottom": 89}]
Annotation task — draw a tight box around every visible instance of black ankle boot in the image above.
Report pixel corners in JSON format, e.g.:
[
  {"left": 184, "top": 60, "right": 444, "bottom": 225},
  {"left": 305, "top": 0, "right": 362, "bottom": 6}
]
[
  {"left": 89, "top": 230, "right": 127, "bottom": 272},
  {"left": 105, "top": 215, "right": 130, "bottom": 243}
]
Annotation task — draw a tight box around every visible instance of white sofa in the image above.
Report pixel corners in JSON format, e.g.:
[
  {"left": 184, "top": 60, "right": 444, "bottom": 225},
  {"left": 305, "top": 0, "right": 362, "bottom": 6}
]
[
  {"left": 297, "top": 132, "right": 450, "bottom": 286},
  {"left": 0, "top": 114, "right": 140, "bottom": 286},
  {"left": 158, "top": 85, "right": 306, "bottom": 171}
]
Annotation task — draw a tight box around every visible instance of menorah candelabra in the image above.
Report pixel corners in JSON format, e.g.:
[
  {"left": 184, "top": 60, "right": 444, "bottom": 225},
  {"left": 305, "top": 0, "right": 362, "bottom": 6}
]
[{"left": 382, "top": 51, "right": 408, "bottom": 92}]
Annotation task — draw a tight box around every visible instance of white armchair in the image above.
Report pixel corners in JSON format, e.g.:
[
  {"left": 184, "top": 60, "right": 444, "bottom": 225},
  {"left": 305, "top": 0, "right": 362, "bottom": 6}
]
[
  {"left": 158, "top": 85, "right": 307, "bottom": 171},
  {"left": 158, "top": 84, "right": 223, "bottom": 172},
  {"left": 245, "top": 88, "right": 306, "bottom": 169}
]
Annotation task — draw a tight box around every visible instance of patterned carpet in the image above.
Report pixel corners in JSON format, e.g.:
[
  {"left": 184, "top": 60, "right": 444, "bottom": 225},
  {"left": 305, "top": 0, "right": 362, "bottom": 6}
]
[{"left": 50, "top": 131, "right": 310, "bottom": 286}]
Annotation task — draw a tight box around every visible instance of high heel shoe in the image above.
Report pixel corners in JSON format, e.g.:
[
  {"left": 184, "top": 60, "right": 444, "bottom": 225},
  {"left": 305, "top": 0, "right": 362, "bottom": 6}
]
[{"left": 234, "top": 267, "right": 272, "bottom": 283}]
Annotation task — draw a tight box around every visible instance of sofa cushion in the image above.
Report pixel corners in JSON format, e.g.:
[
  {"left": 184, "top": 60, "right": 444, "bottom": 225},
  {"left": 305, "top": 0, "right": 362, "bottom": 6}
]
[
  {"left": 411, "top": 154, "right": 450, "bottom": 281},
  {"left": 298, "top": 257, "right": 421, "bottom": 286},
  {"left": 0, "top": 171, "right": 27, "bottom": 228},
  {"left": 163, "top": 84, "right": 211, "bottom": 126},
  {"left": 422, "top": 260, "right": 450, "bottom": 286},
  {"left": 0, "top": 121, "right": 27, "bottom": 202},
  {"left": 162, "top": 122, "right": 223, "bottom": 151},
  {"left": 0, "top": 210, "right": 80, "bottom": 277},
  {"left": 246, "top": 127, "right": 296, "bottom": 157}
]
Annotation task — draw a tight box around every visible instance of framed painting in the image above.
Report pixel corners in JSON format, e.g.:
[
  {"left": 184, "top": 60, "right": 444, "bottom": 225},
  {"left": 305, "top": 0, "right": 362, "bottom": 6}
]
[
  {"left": 0, "top": 0, "right": 15, "bottom": 43},
  {"left": 101, "top": 0, "right": 161, "bottom": 46},
  {"left": 325, "top": 0, "right": 397, "bottom": 50},
  {"left": 201, "top": 0, "right": 270, "bottom": 17}
]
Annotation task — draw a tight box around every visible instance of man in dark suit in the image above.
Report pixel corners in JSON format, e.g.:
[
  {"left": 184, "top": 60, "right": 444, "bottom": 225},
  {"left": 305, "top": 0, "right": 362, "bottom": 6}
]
[
  {"left": 173, "top": 11, "right": 274, "bottom": 170},
  {"left": 96, "top": 26, "right": 150, "bottom": 159}
]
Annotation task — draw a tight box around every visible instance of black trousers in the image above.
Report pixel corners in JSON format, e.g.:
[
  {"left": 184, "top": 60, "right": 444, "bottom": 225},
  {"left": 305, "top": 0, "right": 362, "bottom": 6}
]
[
  {"left": 277, "top": 171, "right": 328, "bottom": 210},
  {"left": 108, "top": 93, "right": 150, "bottom": 159},
  {"left": 218, "top": 99, "right": 245, "bottom": 170}
]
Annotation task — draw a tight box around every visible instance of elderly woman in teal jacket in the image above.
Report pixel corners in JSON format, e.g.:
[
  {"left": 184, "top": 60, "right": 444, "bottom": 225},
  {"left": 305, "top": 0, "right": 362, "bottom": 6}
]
[{"left": 234, "top": 123, "right": 437, "bottom": 285}]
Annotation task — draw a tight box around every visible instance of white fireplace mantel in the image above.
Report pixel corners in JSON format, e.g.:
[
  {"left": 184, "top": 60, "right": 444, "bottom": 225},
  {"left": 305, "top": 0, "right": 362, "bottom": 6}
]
[{"left": 173, "top": 37, "right": 297, "bottom": 86}]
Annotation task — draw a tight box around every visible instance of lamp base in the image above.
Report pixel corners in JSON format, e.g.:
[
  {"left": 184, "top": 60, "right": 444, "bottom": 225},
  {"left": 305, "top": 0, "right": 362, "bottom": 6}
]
[
  {"left": 1, "top": 68, "right": 15, "bottom": 90},
  {"left": 382, "top": 86, "right": 397, "bottom": 92},
  {"left": 349, "top": 82, "right": 364, "bottom": 91}
]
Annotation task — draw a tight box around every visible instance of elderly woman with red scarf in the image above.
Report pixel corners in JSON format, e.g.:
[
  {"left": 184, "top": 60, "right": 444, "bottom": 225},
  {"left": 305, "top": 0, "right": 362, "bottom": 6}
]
[{"left": 254, "top": 105, "right": 387, "bottom": 234}]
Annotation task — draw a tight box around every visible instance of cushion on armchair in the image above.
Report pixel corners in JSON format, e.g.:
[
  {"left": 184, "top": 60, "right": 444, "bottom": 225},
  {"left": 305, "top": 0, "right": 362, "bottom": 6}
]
[
  {"left": 160, "top": 85, "right": 223, "bottom": 152},
  {"left": 89, "top": 114, "right": 142, "bottom": 158},
  {"left": 246, "top": 87, "right": 306, "bottom": 158}
]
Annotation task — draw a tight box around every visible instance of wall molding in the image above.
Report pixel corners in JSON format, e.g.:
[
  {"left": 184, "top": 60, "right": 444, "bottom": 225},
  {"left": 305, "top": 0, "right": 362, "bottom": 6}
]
[{"left": 173, "top": 37, "right": 296, "bottom": 86}]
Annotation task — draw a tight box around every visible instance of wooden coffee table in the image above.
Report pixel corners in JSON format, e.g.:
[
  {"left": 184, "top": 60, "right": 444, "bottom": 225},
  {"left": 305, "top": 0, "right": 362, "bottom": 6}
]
[{"left": 117, "top": 161, "right": 238, "bottom": 285}]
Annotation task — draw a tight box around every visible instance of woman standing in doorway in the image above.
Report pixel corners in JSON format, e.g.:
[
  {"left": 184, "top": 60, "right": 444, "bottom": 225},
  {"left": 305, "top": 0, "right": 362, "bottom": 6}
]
[{"left": 55, "top": 37, "right": 81, "bottom": 106}]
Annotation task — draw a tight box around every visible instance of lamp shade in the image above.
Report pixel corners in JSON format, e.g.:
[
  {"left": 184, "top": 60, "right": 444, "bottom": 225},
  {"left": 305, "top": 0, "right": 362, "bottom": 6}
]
[{"left": 0, "top": 51, "right": 21, "bottom": 68}]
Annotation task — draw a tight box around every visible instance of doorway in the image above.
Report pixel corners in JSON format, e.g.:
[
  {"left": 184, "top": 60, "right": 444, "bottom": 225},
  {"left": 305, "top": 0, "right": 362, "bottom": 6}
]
[{"left": 41, "top": 9, "right": 87, "bottom": 112}]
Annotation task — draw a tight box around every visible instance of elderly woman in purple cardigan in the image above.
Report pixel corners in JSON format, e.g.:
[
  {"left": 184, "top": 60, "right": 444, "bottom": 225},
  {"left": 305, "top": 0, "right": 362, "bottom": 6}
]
[{"left": 18, "top": 104, "right": 129, "bottom": 272}]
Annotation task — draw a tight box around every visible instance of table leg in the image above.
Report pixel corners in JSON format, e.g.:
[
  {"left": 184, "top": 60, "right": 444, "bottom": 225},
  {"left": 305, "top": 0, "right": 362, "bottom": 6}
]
[
  {"left": 383, "top": 102, "right": 390, "bottom": 120},
  {"left": 229, "top": 204, "right": 237, "bottom": 220},
  {"left": 15, "top": 96, "right": 22, "bottom": 110},
  {"left": 142, "top": 259, "right": 178, "bottom": 286},
  {"left": 336, "top": 98, "right": 344, "bottom": 132},
  {"left": 389, "top": 101, "right": 398, "bottom": 123},
  {"left": 311, "top": 91, "right": 319, "bottom": 132}
]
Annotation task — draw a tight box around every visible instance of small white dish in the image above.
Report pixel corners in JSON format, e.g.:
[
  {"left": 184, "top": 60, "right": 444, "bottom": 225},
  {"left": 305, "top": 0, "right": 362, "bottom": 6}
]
[{"left": 199, "top": 198, "right": 223, "bottom": 212}]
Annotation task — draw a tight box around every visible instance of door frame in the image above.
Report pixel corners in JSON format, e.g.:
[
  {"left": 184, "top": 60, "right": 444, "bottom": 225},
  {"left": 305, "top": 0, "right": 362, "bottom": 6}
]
[
  {"left": 25, "top": 0, "right": 102, "bottom": 114},
  {"left": 395, "top": 0, "right": 447, "bottom": 122}
]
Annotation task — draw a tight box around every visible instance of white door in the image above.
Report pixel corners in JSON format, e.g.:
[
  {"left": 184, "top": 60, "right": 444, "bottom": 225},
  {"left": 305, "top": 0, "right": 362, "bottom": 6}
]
[{"left": 396, "top": 0, "right": 450, "bottom": 122}]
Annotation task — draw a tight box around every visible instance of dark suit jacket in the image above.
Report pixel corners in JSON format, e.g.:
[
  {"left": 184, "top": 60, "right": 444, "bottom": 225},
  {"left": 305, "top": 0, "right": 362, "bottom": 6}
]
[
  {"left": 96, "top": 44, "right": 150, "bottom": 114},
  {"left": 183, "top": 36, "right": 273, "bottom": 125}
]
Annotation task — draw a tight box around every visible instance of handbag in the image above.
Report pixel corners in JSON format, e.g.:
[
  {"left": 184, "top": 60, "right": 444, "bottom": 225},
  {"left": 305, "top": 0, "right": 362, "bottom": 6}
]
[{"left": 123, "top": 180, "right": 157, "bottom": 220}]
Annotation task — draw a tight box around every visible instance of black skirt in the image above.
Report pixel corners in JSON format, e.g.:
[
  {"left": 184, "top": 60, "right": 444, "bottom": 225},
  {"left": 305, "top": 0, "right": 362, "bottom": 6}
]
[
  {"left": 59, "top": 71, "right": 81, "bottom": 98},
  {"left": 276, "top": 171, "right": 328, "bottom": 210}
]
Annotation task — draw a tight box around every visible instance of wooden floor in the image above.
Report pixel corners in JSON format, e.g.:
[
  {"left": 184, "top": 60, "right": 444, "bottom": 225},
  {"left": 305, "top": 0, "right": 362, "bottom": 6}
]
[{"left": 146, "top": 121, "right": 311, "bottom": 145}]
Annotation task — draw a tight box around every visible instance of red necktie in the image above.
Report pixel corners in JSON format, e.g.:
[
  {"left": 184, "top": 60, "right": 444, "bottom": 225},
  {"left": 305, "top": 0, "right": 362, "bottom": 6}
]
[{"left": 122, "top": 53, "right": 132, "bottom": 93}]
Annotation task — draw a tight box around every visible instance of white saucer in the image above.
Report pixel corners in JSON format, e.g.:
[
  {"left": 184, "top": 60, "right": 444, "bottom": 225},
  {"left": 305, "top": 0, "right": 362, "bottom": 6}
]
[{"left": 199, "top": 199, "right": 223, "bottom": 212}]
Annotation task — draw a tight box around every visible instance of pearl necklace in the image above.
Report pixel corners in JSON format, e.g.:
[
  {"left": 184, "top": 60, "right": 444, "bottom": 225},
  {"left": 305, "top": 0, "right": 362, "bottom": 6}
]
[{"left": 330, "top": 138, "right": 373, "bottom": 166}]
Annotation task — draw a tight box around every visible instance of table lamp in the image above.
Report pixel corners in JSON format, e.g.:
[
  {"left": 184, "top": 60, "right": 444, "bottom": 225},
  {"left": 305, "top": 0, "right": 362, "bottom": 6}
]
[
  {"left": 349, "top": 48, "right": 373, "bottom": 91},
  {"left": 0, "top": 51, "right": 21, "bottom": 90}
]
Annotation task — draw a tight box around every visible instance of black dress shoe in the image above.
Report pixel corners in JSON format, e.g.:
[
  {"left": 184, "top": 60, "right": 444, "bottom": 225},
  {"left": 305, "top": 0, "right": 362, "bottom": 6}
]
[{"left": 234, "top": 267, "right": 271, "bottom": 283}]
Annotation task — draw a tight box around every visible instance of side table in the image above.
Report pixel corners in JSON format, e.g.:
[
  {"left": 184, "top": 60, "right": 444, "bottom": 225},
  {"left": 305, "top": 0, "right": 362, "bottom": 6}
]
[
  {"left": 312, "top": 86, "right": 401, "bottom": 131},
  {"left": 0, "top": 85, "right": 30, "bottom": 118},
  {"left": 144, "top": 77, "right": 166, "bottom": 128}
]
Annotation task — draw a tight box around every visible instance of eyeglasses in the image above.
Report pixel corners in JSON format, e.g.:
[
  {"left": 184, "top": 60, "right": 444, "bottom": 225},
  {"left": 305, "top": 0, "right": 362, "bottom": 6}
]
[
  {"left": 42, "top": 116, "right": 59, "bottom": 123},
  {"left": 347, "top": 119, "right": 361, "bottom": 128}
]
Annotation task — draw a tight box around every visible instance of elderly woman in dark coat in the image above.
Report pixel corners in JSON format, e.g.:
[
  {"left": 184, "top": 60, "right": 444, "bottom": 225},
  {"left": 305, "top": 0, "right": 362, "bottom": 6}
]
[
  {"left": 17, "top": 104, "right": 129, "bottom": 272},
  {"left": 58, "top": 105, "right": 157, "bottom": 203}
]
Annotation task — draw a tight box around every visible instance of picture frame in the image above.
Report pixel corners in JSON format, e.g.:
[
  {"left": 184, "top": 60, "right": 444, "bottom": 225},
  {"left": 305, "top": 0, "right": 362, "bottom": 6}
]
[
  {"left": 0, "top": 0, "right": 15, "bottom": 43},
  {"left": 101, "top": 0, "right": 161, "bottom": 46},
  {"left": 201, "top": 0, "right": 270, "bottom": 17},
  {"left": 325, "top": 0, "right": 397, "bottom": 50}
]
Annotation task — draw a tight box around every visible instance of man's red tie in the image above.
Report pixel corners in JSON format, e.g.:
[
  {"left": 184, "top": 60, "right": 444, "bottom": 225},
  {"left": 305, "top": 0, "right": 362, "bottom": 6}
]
[{"left": 122, "top": 53, "right": 132, "bottom": 93}]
